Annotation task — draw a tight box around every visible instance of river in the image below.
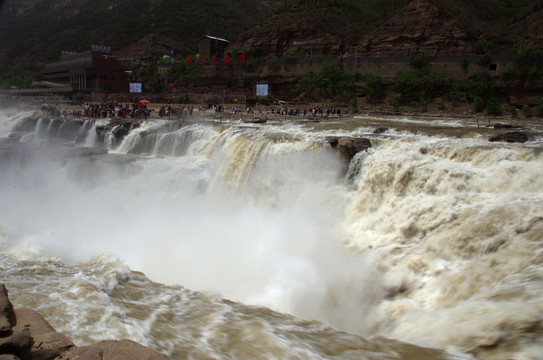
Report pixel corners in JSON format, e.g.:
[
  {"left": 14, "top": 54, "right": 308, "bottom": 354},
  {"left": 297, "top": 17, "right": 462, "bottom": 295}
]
[{"left": 1, "top": 106, "right": 542, "bottom": 360}]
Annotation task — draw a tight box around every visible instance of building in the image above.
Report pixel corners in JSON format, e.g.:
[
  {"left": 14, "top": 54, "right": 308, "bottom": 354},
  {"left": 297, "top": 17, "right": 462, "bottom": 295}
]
[
  {"left": 199, "top": 35, "right": 229, "bottom": 58},
  {"left": 39, "top": 46, "right": 129, "bottom": 93}
]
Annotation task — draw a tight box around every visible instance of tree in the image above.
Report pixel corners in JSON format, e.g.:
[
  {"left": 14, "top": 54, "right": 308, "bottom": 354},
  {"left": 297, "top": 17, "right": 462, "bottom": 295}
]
[
  {"left": 361, "top": 73, "right": 383, "bottom": 103},
  {"left": 293, "top": 61, "right": 356, "bottom": 100}
]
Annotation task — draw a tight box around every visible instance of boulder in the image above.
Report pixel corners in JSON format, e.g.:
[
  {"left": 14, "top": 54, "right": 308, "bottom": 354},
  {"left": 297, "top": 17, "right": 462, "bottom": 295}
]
[
  {"left": 336, "top": 137, "right": 372, "bottom": 162},
  {"left": 56, "top": 339, "right": 170, "bottom": 360},
  {"left": 0, "top": 354, "right": 21, "bottom": 360},
  {"left": 0, "top": 285, "right": 16, "bottom": 335},
  {"left": 13, "top": 308, "right": 74, "bottom": 360},
  {"left": 325, "top": 136, "right": 340, "bottom": 148},
  {"left": 0, "top": 327, "right": 32, "bottom": 360},
  {"left": 373, "top": 127, "right": 389, "bottom": 134},
  {"left": 0, "top": 284, "right": 32, "bottom": 359},
  {"left": 488, "top": 132, "right": 529, "bottom": 143}
]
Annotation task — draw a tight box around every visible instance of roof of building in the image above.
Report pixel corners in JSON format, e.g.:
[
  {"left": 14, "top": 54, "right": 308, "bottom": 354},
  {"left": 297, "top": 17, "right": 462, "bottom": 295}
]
[{"left": 201, "top": 35, "right": 229, "bottom": 43}]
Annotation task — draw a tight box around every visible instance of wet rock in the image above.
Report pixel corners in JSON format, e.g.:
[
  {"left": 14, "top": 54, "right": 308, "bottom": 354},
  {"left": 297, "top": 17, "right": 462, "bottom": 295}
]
[
  {"left": 0, "top": 326, "right": 32, "bottom": 360},
  {"left": 325, "top": 136, "right": 340, "bottom": 148},
  {"left": 0, "top": 354, "right": 21, "bottom": 359},
  {"left": 337, "top": 137, "right": 372, "bottom": 162},
  {"left": 11, "top": 116, "right": 38, "bottom": 133},
  {"left": 373, "top": 127, "right": 389, "bottom": 134},
  {"left": 13, "top": 308, "right": 74, "bottom": 360},
  {"left": 0, "top": 285, "right": 16, "bottom": 335},
  {"left": 57, "top": 339, "right": 170, "bottom": 360},
  {"left": 492, "top": 123, "right": 515, "bottom": 129},
  {"left": 0, "top": 284, "right": 32, "bottom": 360},
  {"left": 488, "top": 132, "right": 529, "bottom": 143},
  {"left": 95, "top": 119, "right": 141, "bottom": 146}
]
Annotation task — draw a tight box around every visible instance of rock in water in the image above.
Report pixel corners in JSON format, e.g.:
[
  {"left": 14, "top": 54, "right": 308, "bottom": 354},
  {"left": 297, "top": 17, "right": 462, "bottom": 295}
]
[
  {"left": 337, "top": 137, "right": 372, "bottom": 162},
  {"left": 489, "top": 132, "right": 529, "bottom": 143}
]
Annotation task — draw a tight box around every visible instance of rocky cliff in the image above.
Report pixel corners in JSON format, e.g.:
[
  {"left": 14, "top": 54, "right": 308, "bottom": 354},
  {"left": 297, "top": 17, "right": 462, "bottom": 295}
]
[
  {"left": 357, "top": 0, "right": 476, "bottom": 56},
  {"left": 228, "top": 0, "right": 478, "bottom": 58},
  {"left": 507, "top": 8, "right": 543, "bottom": 48},
  {"left": 227, "top": 4, "right": 356, "bottom": 58}
]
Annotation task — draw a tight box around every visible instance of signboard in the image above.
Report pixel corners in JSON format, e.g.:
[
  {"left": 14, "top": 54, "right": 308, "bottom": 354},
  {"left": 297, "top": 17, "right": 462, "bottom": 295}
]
[
  {"left": 129, "top": 83, "right": 142, "bottom": 93},
  {"left": 256, "top": 84, "right": 268, "bottom": 97}
]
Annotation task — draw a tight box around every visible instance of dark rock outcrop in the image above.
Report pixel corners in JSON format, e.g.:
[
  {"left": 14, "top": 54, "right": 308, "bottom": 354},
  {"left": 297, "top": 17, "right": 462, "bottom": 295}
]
[
  {"left": 327, "top": 136, "right": 372, "bottom": 162},
  {"left": 336, "top": 137, "right": 372, "bottom": 163},
  {"left": 13, "top": 309, "right": 74, "bottom": 360},
  {"left": 488, "top": 132, "right": 529, "bottom": 143},
  {"left": 358, "top": 0, "right": 475, "bottom": 56},
  {"left": 0, "top": 284, "right": 170, "bottom": 360},
  {"left": 95, "top": 119, "right": 141, "bottom": 147},
  {"left": 228, "top": 5, "right": 354, "bottom": 58},
  {"left": 57, "top": 340, "right": 170, "bottom": 360},
  {"left": 0, "top": 285, "right": 16, "bottom": 336},
  {"left": 373, "top": 127, "right": 389, "bottom": 134}
]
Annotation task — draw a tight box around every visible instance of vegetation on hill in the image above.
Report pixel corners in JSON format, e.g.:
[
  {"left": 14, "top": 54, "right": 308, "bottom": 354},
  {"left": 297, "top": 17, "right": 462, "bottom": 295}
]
[
  {"left": 1, "top": 0, "right": 542, "bottom": 120},
  {"left": 434, "top": 0, "right": 543, "bottom": 49},
  {"left": 288, "top": 50, "right": 542, "bottom": 117},
  {"left": 0, "top": 0, "right": 287, "bottom": 86}
]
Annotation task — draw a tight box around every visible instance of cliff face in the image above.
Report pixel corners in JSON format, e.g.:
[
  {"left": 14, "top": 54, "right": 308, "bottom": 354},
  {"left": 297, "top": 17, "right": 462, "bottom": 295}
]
[
  {"left": 357, "top": 0, "right": 476, "bottom": 56},
  {"left": 228, "top": 0, "right": 477, "bottom": 58},
  {"left": 227, "top": 5, "right": 356, "bottom": 58},
  {"left": 507, "top": 8, "right": 543, "bottom": 48}
]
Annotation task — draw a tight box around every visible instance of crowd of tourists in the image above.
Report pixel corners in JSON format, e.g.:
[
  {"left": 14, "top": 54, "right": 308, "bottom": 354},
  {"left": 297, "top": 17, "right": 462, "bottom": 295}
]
[
  {"left": 158, "top": 105, "right": 194, "bottom": 117},
  {"left": 41, "top": 102, "right": 151, "bottom": 119},
  {"left": 269, "top": 107, "right": 341, "bottom": 117},
  {"left": 40, "top": 102, "right": 343, "bottom": 120}
]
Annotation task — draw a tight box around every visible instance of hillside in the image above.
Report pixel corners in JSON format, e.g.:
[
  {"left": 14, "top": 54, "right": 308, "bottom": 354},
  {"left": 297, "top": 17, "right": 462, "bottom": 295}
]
[
  {"left": 0, "top": 0, "right": 286, "bottom": 81},
  {"left": 229, "top": 0, "right": 543, "bottom": 57},
  {"left": 0, "top": 0, "right": 542, "bottom": 88}
]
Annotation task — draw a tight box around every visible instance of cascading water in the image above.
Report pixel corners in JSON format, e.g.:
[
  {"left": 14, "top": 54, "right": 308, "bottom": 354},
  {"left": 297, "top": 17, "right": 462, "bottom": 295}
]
[{"left": 1, "top": 107, "right": 542, "bottom": 360}]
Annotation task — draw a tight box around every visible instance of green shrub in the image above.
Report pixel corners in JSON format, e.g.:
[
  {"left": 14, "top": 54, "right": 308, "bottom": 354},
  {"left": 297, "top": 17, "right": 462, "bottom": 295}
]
[
  {"left": 409, "top": 52, "right": 428, "bottom": 70},
  {"left": 521, "top": 105, "right": 532, "bottom": 118},
  {"left": 361, "top": 72, "right": 383, "bottom": 103},
  {"left": 486, "top": 97, "right": 502, "bottom": 116},
  {"left": 474, "top": 39, "right": 488, "bottom": 54},
  {"left": 349, "top": 97, "right": 358, "bottom": 109},
  {"left": 293, "top": 61, "right": 356, "bottom": 100},
  {"left": 472, "top": 96, "right": 484, "bottom": 112},
  {"left": 537, "top": 98, "right": 543, "bottom": 117},
  {"left": 390, "top": 96, "right": 400, "bottom": 112},
  {"left": 508, "top": 106, "right": 518, "bottom": 117},
  {"left": 266, "top": 58, "right": 281, "bottom": 72},
  {"left": 478, "top": 54, "right": 492, "bottom": 68},
  {"left": 501, "top": 46, "right": 543, "bottom": 81},
  {"left": 461, "top": 56, "right": 469, "bottom": 73},
  {"left": 391, "top": 68, "right": 453, "bottom": 105}
]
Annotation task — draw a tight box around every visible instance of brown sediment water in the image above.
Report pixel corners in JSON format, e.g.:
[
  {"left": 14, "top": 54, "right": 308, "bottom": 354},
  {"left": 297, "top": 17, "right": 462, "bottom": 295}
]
[{"left": 0, "top": 108, "right": 541, "bottom": 359}]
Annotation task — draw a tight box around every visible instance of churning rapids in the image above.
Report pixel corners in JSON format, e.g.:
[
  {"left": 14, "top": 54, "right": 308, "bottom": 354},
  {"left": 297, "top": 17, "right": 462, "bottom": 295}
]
[{"left": 1, "top": 106, "right": 543, "bottom": 360}]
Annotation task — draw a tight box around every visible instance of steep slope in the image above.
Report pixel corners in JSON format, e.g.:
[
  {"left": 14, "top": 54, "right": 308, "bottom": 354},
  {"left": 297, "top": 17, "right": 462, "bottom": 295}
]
[
  {"left": 0, "top": 0, "right": 283, "bottom": 74},
  {"left": 357, "top": 0, "right": 476, "bottom": 56},
  {"left": 227, "top": 4, "right": 357, "bottom": 58},
  {"left": 506, "top": 8, "right": 543, "bottom": 48}
]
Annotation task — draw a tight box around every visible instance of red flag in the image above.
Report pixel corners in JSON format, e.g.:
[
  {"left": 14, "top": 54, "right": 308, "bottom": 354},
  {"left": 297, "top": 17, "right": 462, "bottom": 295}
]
[
  {"left": 224, "top": 53, "right": 232, "bottom": 65},
  {"left": 198, "top": 56, "right": 206, "bottom": 65},
  {"left": 211, "top": 54, "right": 218, "bottom": 65},
  {"left": 239, "top": 53, "right": 246, "bottom": 64},
  {"left": 187, "top": 56, "right": 193, "bottom": 66}
]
